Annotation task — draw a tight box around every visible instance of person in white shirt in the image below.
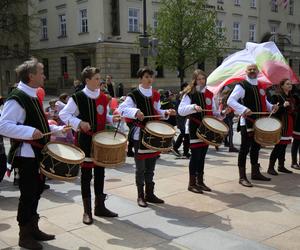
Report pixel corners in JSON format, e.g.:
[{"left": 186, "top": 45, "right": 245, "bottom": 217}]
[
  {"left": 178, "top": 69, "right": 224, "bottom": 194},
  {"left": 118, "top": 67, "right": 176, "bottom": 207},
  {"left": 0, "top": 58, "right": 62, "bottom": 249},
  {"left": 227, "top": 64, "right": 278, "bottom": 187},
  {"left": 59, "top": 66, "right": 119, "bottom": 225}
]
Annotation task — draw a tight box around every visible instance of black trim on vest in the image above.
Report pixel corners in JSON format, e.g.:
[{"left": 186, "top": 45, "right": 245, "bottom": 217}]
[
  {"left": 239, "top": 80, "right": 262, "bottom": 129},
  {"left": 7, "top": 89, "right": 50, "bottom": 164},
  {"left": 73, "top": 91, "right": 97, "bottom": 157},
  {"left": 128, "top": 88, "right": 156, "bottom": 150},
  {"left": 188, "top": 92, "right": 206, "bottom": 140}
]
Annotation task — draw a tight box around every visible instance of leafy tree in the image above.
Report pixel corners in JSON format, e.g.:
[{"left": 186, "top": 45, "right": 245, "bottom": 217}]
[
  {"left": 153, "top": 0, "right": 227, "bottom": 83},
  {"left": 0, "top": 0, "right": 32, "bottom": 59}
]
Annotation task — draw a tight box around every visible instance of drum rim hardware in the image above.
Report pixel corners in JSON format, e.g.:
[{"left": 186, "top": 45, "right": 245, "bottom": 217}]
[
  {"left": 202, "top": 116, "right": 229, "bottom": 134},
  {"left": 92, "top": 131, "right": 127, "bottom": 148},
  {"left": 40, "top": 164, "right": 78, "bottom": 181},
  {"left": 253, "top": 117, "right": 282, "bottom": 146},
  {"left": 144, "top": 120, "right": 176, "bottom": 137},
  {"left": 43, "top": 141, "right": 85, "bottom": 165}
]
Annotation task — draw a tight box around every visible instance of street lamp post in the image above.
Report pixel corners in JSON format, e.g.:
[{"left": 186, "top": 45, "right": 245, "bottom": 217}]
[{"left": 143, "top": 0, "right": 148, "bottom": 66}]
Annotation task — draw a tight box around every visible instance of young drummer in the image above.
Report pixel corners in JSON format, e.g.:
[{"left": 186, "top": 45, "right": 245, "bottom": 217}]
[
  {"left": 268, "top": 78, "right": 294, "bottom": 175},
  {"left": 118, "top": 67, "right": 176, "bottom": 207},
  {"left": 178, "top": 69, "right": 226, "bottom": 193},
  {"left": 59, "top": 66, "right": 118, "bottom": 225}
]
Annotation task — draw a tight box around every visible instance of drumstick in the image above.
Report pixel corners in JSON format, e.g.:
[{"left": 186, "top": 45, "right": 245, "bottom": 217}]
[
  {"left": 114, "top": 111, "right": 123, "bottom": 138},
  {"left": 143, "top": 115, "right": 165, "bottom": 118},
  {"left": 268, "top": 102, "right": 279, "bottom": 118},
  {"left": 42, "top": 126, "right": 72, "bottom": 137},
  {"left": 251, "top": 112, "right": 270, "bottom": 115}
]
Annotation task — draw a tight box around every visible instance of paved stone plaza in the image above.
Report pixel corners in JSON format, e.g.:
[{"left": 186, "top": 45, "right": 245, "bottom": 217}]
[{"left": 1, "top": 131, "right": 300, "bottom": 250}]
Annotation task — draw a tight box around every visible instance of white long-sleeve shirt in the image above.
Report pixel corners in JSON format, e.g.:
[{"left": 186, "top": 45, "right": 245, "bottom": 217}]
[
  {"left": 117, "top": 84, "right": 167, "bottom": 140},
  {"left": 178, "top": 87, "right": 220, "bottom": 117},
  {"left": 59, "top": 86, "right": 113, "bottom": 131},
  {"left": 227, "top": 81, "right": 273, "bottom": 126},
  {"left": 0, "top": 82, "right": 64, "bottom": 158}
]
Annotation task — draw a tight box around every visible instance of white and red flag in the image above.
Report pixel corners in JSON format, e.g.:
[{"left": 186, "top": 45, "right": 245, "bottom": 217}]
[{"left": 207, "top": 42, "right": 299, "bottom": 94}]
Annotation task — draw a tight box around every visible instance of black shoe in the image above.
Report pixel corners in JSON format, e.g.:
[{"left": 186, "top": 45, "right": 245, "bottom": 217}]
[
  {"left": 43, "top": 184, "right": 50, "bottom": 190},
  {"left": 188, "top": 185, "right": 203, "bottom": 193},
  {"left": 239, "top": 178, "right": 253, "bottom": 187},
  {"left": 184, "top": 152, "right": 191, "bottom": 159},
  {"left": 215, "top": 146, "right": 219, "bottom": 151},
  {"left": 267, "top": 168, "right": 278, "bottom": 176},
  {"left": 278, "top": 166, "right": 293, "bottom": 174},
  {"left": 172, "top": 148, "right": 182, "bottom": 157},
  {"left": 145, "top": 194, "right": 164, "bottom": 204},
  {"left": 127, "top": 151, "right": 134, "bottom": 157},
  {"left": 291, "top": 164, "right": 300, "bottom": 170},
  {"left": 137, "top": 197, "right": 148, "bottom": 207},
  {"left": 229, "top": 147, "right": 239, "bottom": 153}
]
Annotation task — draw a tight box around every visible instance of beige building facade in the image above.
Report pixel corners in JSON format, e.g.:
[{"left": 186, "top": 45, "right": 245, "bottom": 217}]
[{"left": 28, "top": 0, "right": 300, "bottom": 95}]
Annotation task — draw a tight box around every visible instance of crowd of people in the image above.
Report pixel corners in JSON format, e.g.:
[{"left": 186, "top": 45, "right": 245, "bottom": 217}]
[{"left": 0, "top": 58, "right": 300, "bottom": 250}]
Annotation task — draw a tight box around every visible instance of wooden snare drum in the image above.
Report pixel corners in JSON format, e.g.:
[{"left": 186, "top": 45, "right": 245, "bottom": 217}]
[
  {"left": 142, "top": 120, "right": 176, "bottom": 152},
  {"left": 196, "top": 116, "right": 229, "bottom": 146},
  {"left": 40, "top": 142, "right": 85, "bottom": 181},
  {"left": 254, "top": 117, "right": 282, "bottom": 146},
  {"left": 92, "top": 131, "right": 127, "bottom": 167}
]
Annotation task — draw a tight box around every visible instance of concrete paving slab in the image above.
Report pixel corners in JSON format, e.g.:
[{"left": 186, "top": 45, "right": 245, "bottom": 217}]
[
  {"left": 42, "top": 231, "right": 103, "bottom": 250},
  {"left": 163, "top": 191, "right": 228, "bottom": 219},
  {"left": 120, "top": 209, "right": 205, "bottom": 240},
  {"left": 196, "top": 207, "right": 292, "bottom": 242},
  {"left": 143, "top": 241, "right": 190, "bottom": 250},
  {"left": 71, "top": 218, "right": 166, "bottom": 250},
  {"left": 263, "top": 226, "right": 300, "bottom": 250},
  {"left": 173, "top": 227, "right": 275, "bottom": 250},
  {"left": 41, "top": 204, "right": 87, "bottom": 231},
  {"left": 102, "top": 195, "right": 151, "bottom": 218}
]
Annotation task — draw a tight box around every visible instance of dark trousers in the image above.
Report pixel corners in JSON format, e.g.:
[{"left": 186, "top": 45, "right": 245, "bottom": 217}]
[
  {"left": 223, "top": 115, "right": 234, "bottom": 147},
  {"left": 81, "top": 167, "right": 105, "bottom": 198},
  {"left": 134, "top": 140, "right": 157, "bottom": 186},
  {"left": 238, "top": 126, "right": 261, "bottom": 168},
  {"left": 189, "top": 146, "right": 209, "bottom": 176},
  {"left": 173, "top": 128, "right": 190, "bottom": 155},
  {"left": 14, "top": 157, "right": 45, "bottom": 226},
  {"left": 291, "top": 138, "right": 300, "bottom": 164},
  {"left": 270, "top": 143, "right": 288, "bottom": 166}
]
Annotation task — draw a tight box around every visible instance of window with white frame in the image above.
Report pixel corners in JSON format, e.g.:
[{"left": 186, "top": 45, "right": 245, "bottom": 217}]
[
  {"left": 216, "top": 19, "right": 224, "bottom": 36},
  {"left": 270, "top": 24, "right": 278, "bottom": 42},
  {"left": 128, "top": 8, "right": 139, "bottom": 32},
  {"left": 40, "top": 18, "right": 48, "bottom": 40},
  {"left": 233, "top": 22, "right": 240, "bottom": 41},
  {"left": 234, "top": 0, "right": 240, "bottom": 6},
  {"left": 271, "top": 0, "right": 278, "bottom": 12},
  {"left": 79, "top": 9, "right": 88, "bottom": 33},
  {"left": 250, "top": 0, "right": 256, "bottom": 8},
  {"left": 249, "top": 24, "right": 256, "bottom": 42},
  {"left": 153, "top": 12, "right": 158, "bottom": 31},
  {"left": 59, "top": 14, "right": 67, "bottom": 37},
  {"left": 287, "top": 24, "right": 294, "bottom": 41}
]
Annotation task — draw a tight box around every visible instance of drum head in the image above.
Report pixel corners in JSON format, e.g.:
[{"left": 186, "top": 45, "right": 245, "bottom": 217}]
[
  {"left": 93, "top": 131, "right": 127, "bottom": 145},
  {"left": 47, "top": 142, "right": 85, "bottom": 162},
  {"left": 145, "top": 121, "right": 175, "bottom": 136},
  {"left": 203, "top": 116, "right": 228, "bottom": 133},
  {"left": 255, "top": 117, "right": 281, "bottom": 131}
]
